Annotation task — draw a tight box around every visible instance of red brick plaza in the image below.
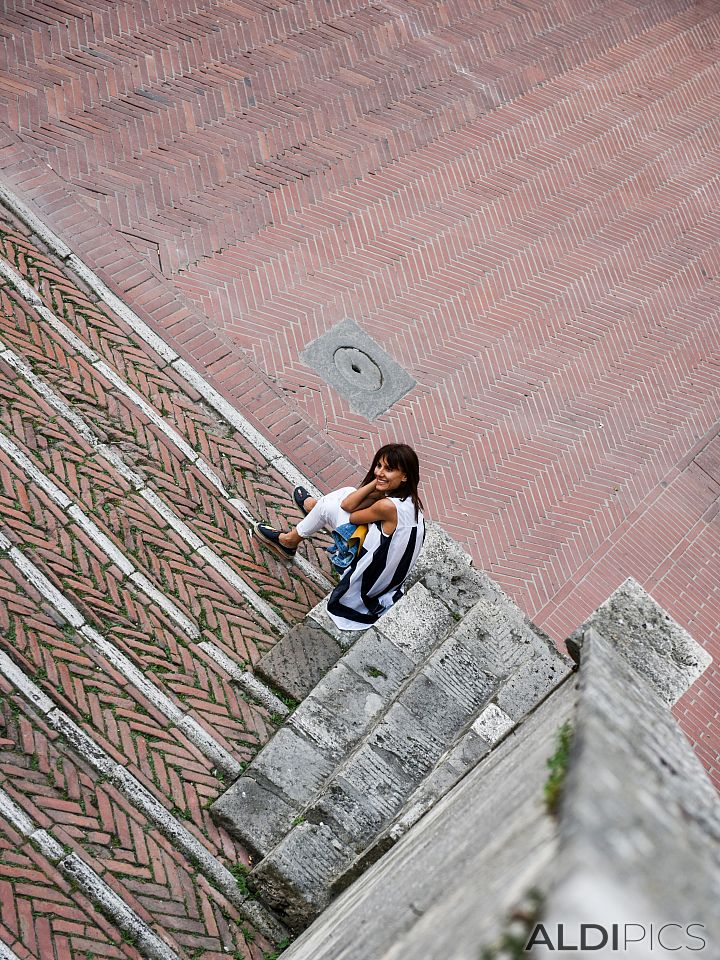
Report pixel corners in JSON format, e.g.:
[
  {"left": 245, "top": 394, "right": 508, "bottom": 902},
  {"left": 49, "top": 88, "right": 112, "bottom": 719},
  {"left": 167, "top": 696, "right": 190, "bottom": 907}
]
[{"left": 1, "top": 0, "right": 719, "bottom": 805}]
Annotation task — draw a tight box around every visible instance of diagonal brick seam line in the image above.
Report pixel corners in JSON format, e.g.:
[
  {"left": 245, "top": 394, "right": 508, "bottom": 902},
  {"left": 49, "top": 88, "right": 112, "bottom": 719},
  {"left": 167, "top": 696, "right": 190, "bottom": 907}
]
[
  {"left": 0, "top": 247, "right": 332, "bottom": 595},
  {"left": 0, "top": 183, "right": 334, "bottom": 593},
  {"left": 0, "top": 335, "right": 287, "bottom": 635},
  {"left": 0, "top": 529, "right": 242, "bottom": 778},
  {"left": 0, "top": 641, "right": 289, "bottom": 945},
  {"left": 0, "top": 426, "right": 288, "bottom": 719},
  {"left": 0, "top": 427, "right": 201, "bottom": 640},
  {"left": 0, "top": 253, "right": 252, "bottom": 517},
  {"left": 0, "top": 786, "right": 181, "bottom": 960}
]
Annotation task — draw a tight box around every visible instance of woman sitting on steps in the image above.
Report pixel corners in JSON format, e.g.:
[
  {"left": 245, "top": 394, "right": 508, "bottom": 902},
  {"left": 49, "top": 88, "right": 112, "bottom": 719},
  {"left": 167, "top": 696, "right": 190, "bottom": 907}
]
[{"left": 255, "top": 443, "right": 426, "bottom": 631}]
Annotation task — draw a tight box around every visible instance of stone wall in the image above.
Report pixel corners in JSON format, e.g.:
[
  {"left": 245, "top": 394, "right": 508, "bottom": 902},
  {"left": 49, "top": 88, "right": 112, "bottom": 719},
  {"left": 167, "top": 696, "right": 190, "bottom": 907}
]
[{"left": 278, "top": 580, "right": 717, "bottom": 959}]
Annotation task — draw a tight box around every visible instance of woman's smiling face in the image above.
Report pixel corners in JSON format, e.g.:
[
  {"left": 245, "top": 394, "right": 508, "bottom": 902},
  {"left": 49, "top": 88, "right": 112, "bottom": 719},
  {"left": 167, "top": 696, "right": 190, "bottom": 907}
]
[{"left": 374, "top": 457, "right": 407, "bottom": 493}]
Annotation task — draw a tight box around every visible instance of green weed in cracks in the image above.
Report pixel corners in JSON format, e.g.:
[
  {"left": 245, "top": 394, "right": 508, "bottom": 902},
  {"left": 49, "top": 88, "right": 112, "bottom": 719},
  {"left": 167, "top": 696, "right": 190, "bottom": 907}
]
[
  {"left": 230, "top": 862, "right": 252, "bottom": 897},
  {"left": 264, "top": 939, "right": 291, "bottom": 959},
  {"left": 544, "top": 721, "right": 573, "bottom": 816}
]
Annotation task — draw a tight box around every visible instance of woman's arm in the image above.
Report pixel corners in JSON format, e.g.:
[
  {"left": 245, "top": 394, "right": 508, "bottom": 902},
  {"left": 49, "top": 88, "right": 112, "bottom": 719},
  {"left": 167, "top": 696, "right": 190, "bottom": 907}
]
[
  {"left": 340, "top": 481, "right": 381, "bottom": 513},
  {"left": 348, "top": 498, "right": 398, "bottom": 535}
]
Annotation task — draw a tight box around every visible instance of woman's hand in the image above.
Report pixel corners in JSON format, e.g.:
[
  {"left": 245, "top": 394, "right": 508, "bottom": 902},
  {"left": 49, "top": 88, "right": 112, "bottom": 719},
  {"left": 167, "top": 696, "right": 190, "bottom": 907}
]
[{"left": 340, "top": 480, "right": 380, "bottom": 513}]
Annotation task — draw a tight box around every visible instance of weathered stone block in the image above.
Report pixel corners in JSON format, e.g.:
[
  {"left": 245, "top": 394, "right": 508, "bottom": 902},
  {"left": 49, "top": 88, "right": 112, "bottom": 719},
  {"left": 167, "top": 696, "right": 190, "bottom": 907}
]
[
  {"left": 251, "top": 728, "right": 336, "bottom": 807},
  {"left": 407, "top": 522, "right": 504, "bottom": 615},
  {"left": 210, "top": 776, "right": 298, "bottom": 859},
  {"left": 494, "top": 649, "right": 571, "bottom": 720},
  {"left": 311, "top": 743, "right": 417, "bottom": 848},
  {"left": 440, "top": 725, "right": 494, "bottom": 775},
  {"left": 374, "top": 581, "right": 454, "bottom": 663},
  {"left": 471, "top": 702, "right": 515, "bottom": 745},
  {"left": 423, "top": 635, "right": 498, "bottom": 712},
  {"left": 367, "top": 702, "right": 443, "bottom": 784},
  {"left": 452, "top": 596, "right": 554, "bottom": 678},
  {"left": 543, "top": 628, "right": 720, "bottom": 953},
  {"left": 567, "top": 577, "right": 712, "bottom": 704},
  {"left": 364, "top": 704, "right": 515, "bottom": 850},
  {"left": 389, "top": 728, "right": 492, "bottom": 838},
  {"left": 397, "top": 671, "right": 476, "bottom": 742},
  {"left": 340, "top": 627, "right": 416, "bottom": 699},
  {"left": 250, "top": 822, "right": 348, "bottom": 931},
  {"left": 289, "top": 663, "right": 386, "bottom": 761},
  {"left": 256, "top": 619, "right": 343, "bottom": 701}
]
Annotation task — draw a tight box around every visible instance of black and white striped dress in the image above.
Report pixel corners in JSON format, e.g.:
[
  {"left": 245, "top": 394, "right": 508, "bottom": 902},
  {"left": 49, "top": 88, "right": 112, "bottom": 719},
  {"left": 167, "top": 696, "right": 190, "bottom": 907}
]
[{"left": 326, "top": 496, "right": 425, "bottom": 631}]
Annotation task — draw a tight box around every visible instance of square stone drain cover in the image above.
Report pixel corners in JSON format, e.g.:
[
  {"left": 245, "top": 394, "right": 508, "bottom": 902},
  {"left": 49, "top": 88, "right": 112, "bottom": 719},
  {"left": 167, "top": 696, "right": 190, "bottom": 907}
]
[{"left": 300, "top": 319, "right": 416, "bottom": 420}]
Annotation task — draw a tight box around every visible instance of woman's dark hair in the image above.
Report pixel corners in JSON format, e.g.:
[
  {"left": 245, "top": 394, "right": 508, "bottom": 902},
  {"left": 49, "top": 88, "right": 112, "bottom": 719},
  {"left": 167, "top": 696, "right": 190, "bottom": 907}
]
[{"left": 361, "top": 443, "right": 424, "bottom": 520}]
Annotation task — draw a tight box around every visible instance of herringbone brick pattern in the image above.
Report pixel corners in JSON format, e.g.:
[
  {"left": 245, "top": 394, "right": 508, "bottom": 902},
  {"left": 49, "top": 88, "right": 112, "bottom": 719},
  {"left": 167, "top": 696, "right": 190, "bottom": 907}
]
[
  {"left": 0, "top": 347, "right": 275, "bottom": 745},
  {"left": 0, "top": 817, "right": 142, "bottom": 960},
  {"left": 0, "top": 6, "right": 718, "bottom": 951},
  {"left": 0, "top": 204, "right": 339, "bottom": 953},
  {"left": 0, "top": 552, "right": 254, "bottom": 814},
  {"left": 0, "top": 221, "right": 332, "bottom": 602},
  {"left": 0, "top": 677, "right": 267, "bottom": 959}
]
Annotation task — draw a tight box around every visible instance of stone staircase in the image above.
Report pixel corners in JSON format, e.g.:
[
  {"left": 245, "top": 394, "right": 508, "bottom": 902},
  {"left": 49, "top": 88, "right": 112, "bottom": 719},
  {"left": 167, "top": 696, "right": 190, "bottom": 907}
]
[
  {"left": 4, "top": 183, "right": 713, "bottom": 960},
  {"left": 273, "top": 590, "right": 715, "bottom": 960},
  {"left": 211, "top": 525, "right": 573, "bottom": 932},
  {"left": 0, "top": 188, "right": 575, "bottom": 956}
]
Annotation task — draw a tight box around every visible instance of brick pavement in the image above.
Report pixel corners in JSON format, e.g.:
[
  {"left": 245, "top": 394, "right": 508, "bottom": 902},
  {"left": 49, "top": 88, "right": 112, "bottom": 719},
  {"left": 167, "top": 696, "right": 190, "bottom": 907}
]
[
  {"left": 0, "top": 204, "right": 335, "bottom": 954},
  {"left": 0, "top": 811, "right": 143, "bottom": 960},
  {"left": 0, "top": 678, "right": 267, "bottom": 959},
  {"left": 0, "top": 0, "right": 718, "bottom": 949}
]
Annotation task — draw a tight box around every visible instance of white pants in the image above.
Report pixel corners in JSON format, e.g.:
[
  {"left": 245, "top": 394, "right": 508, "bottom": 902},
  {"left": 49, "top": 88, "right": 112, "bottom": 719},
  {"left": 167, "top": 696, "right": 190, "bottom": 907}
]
[{"left": 296, "top": 487, "right": 356, "bottom": 538}]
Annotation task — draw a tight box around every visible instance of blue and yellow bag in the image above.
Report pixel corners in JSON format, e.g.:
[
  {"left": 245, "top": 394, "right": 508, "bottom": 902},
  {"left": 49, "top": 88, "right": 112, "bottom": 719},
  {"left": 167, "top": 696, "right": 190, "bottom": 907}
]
[{"left": 326, "top": 523, "right": 368, "bottom": 573}]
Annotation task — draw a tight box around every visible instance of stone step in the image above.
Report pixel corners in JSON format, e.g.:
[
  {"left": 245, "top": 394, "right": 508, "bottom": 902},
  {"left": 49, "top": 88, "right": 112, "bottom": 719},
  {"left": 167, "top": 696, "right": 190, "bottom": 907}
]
[
  {"left": 255, "top": 597, "right": 354, "bottom": 702},
  {"left": 212, "top": 560, "right": 573, "bottom": 931},
  {"left": 327, "top": 700, "right": 520, "bottom": 899},
  {"left": 329, "top": 651, "right": 572, "bottom": 901},
  {"left": 210, "top": 581, "right": 456, "bottom": 856},
  {"left": 255, "top": 520, "right": 513, "bottom": 702},
  {"left": 250, "top": 610, "right": 571, "bottom": 930}
]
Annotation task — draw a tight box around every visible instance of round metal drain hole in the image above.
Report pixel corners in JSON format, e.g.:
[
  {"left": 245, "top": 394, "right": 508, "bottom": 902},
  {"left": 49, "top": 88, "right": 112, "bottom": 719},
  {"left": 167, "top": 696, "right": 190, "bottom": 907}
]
[{"left": 333, "top": 347, "right": 383, "bottom": 392}]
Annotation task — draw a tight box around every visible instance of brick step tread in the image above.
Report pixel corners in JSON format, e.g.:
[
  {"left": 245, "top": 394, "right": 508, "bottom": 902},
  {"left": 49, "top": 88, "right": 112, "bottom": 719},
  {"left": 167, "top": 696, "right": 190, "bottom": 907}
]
[
  {"left": 186, "top": 113, "right": 720, "bottom": 330},
  {"left": 0, "top": 558, "right": 260, "bottom": 857},
  {"left": 0, "top": 291, "right": 318, "bottom": 627},
  {"left": 0, "top": 220, "right": 333, "bottom": 594},
  {"left": 0, "top": 366, "right": 283, "bottom": 676},
  {"left": 179, "top": 26, "right": 717, "bottom": 324},
  {"left": 0, "top": 815, "right": 143, "bottom": 960},
  {"left": 134, "top": 77, "right": 486, "bottom": 273},
  {"left": 0, "top": 436, "right": 275, "bottom": 760},
  {"left": 0, "top": 685, "right": 268, "bottom": 959}
]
